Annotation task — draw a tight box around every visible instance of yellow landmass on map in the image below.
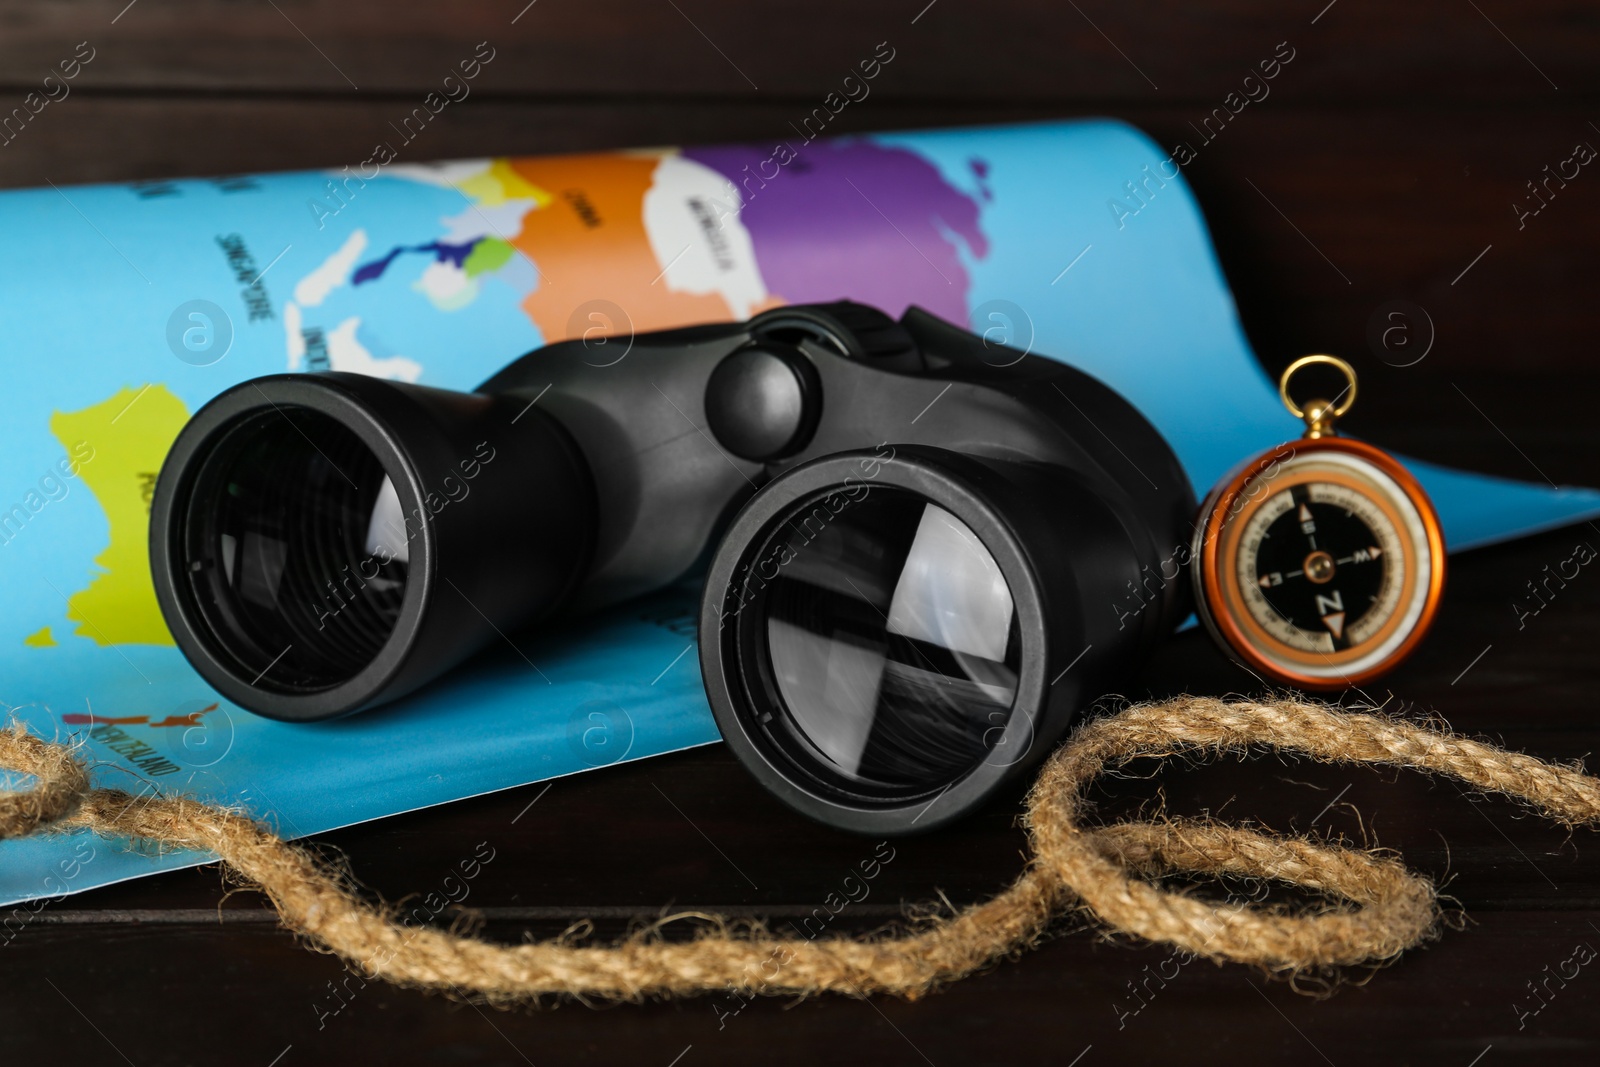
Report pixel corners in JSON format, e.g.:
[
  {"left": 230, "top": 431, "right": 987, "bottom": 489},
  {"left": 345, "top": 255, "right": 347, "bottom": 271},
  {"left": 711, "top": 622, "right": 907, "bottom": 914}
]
[
  {"left": 458, "top": 158, "right": 553, "bottom": 209},
  {"left": 23, "top": 626, "right": 56, "bottom": 647},
  {"left": 49, "top": 384, "right": 189, "bottom": 647}
]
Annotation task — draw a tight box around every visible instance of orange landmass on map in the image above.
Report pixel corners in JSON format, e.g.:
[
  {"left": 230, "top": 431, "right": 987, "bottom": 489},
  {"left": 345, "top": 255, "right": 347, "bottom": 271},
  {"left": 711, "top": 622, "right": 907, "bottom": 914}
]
[{"left": 508, "top": 152, "right": 749, "bottom": 340}]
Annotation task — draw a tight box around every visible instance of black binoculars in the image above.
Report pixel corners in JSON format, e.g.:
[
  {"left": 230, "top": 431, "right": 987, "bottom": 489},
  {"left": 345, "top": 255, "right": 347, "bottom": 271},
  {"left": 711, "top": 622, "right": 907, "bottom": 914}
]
[{"left": 151, "top": 302, "right": 1194, "bottom": 832}]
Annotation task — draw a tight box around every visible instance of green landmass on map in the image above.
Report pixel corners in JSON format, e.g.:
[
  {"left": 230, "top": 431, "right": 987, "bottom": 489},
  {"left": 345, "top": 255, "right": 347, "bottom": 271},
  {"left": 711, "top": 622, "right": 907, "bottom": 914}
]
[
  {"left": 462, "top": 236, "right": 515, "bottom": 277},
  {"left": 47, "top": 384, "right": 189, "bottom": 647}
]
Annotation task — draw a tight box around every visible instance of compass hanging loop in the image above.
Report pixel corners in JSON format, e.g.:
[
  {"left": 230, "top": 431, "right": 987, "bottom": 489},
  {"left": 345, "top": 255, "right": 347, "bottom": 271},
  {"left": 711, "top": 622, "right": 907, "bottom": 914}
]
[{"left": 1279, "top": 355, "right": 1358, "bottom": 439}]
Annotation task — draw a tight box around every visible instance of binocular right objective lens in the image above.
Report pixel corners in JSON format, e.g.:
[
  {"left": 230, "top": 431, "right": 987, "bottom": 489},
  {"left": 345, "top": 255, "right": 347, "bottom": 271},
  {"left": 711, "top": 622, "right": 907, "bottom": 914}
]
[
  {"left": 701, "top": 446, "right": 1173, "bottom": 833},
  {"left": 756, "top": 486, "right": 1023, "bottom": 796}
]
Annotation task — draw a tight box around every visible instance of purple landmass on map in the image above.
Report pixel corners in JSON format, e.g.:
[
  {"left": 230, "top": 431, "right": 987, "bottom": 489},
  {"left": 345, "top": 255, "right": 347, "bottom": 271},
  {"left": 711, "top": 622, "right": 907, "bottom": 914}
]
[
  {"left": 683, "top": 140, "right": 988, "bottom": 324},
  {"left": 353, "top": 239, "right": 480, "bottom": 285}
]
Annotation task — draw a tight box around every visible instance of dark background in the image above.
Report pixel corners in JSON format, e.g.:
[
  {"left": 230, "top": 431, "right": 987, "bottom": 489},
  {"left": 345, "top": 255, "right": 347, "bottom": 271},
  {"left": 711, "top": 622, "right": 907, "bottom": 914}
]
[{"left": 3, "top": 2, "right": 1599, "bottom": 1064}]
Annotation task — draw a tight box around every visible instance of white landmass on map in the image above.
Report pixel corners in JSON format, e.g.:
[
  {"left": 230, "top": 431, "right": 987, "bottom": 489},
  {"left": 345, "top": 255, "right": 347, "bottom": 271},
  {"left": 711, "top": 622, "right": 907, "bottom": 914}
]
[
  {"left": 295, "top": 230, "right": 368, "bottom": 307},
  {"left": 325, "top": 317, "right": 423, "bottom": 381},
  {"left": 438, "top": 200, "right": 537, "bottom": 245},
  {"left": 386, "top": 160, "right": 494, "bottom": 188},
  {"left": 642, "top": 154, "right": 769, "bottom": 319},
  {"left": 285, "top": 301, "right": 306, "bottom": 369},
  {"left": 412, "top": 260, "right": 480, "bottom": 312},
  {"left": 283, "top": 303, "right": 423, "bottom": 381}
]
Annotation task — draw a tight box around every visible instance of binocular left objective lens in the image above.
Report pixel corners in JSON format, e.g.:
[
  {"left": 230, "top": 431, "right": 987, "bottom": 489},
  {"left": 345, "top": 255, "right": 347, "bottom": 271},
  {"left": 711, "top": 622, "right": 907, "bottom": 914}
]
[
  {"left": 151, "top": 373, "right": 596, "bottom": 721},
  {"left": 185, "top": 405, "right": 409, "bottom": 690}
]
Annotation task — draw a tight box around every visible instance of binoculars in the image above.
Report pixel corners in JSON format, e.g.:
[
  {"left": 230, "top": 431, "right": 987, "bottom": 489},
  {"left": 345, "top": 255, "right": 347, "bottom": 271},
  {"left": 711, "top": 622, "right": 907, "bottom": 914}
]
[{"left": 151, "top": 302, "right": 1194, "bottom": 832}]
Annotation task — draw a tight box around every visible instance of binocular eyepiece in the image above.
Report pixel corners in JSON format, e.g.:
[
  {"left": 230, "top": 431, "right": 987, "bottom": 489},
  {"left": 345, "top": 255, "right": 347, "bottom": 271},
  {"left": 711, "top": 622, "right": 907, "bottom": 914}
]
[{"left": 152, "top": 302, "right": 1194, "bottom": 832}]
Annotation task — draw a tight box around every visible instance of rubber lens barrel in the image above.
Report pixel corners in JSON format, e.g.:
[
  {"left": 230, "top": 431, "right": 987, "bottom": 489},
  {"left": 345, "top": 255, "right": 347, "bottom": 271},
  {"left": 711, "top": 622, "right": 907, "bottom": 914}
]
[{"left": 150, "top": 372, "right": 595, "bottom": 722}]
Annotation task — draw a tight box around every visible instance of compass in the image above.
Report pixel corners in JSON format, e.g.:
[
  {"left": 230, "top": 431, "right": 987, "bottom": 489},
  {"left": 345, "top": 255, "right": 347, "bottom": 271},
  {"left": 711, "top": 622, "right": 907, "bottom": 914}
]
[{"left": 1191, "top": 355, "right": 1446, "bottom": 689}]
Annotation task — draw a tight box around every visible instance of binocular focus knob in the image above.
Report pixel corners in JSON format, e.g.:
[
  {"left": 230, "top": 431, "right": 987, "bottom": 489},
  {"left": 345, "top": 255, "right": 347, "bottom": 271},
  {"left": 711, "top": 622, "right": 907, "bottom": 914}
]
[{"left": 704, "top": 342, "right": 822, "bottom": 462}]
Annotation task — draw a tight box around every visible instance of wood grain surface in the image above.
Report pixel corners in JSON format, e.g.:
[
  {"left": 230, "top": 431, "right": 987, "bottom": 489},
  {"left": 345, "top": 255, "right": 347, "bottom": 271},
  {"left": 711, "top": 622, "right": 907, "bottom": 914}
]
[{"left": 2, "top": 2, "right": 1597, "bottom": 1064}]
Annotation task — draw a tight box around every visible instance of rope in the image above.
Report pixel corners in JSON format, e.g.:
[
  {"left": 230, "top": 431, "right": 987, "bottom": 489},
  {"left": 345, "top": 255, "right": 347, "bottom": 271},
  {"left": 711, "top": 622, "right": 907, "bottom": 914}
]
[{"left": 4, "top": 695, "right": 1597, "bottom": 1003}]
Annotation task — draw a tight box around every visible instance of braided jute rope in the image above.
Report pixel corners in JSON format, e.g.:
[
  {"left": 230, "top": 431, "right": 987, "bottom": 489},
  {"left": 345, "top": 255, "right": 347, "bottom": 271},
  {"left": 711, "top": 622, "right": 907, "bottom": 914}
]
[{"left": 4, "top": 694, "right": 1600, "bottom": 1003}]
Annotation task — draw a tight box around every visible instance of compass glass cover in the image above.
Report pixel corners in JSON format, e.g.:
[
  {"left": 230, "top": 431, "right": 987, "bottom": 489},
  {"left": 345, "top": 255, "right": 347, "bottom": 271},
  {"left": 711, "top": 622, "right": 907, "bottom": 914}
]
[{"left": 1212, "top": 449, "right": 1433, "bottom": 682}]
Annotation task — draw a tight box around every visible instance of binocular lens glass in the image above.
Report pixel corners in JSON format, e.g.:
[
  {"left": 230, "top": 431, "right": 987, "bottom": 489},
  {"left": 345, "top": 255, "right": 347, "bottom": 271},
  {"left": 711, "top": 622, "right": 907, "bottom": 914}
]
[
  {"left": 758, "top": 488, "right": 1021, "bottom": 797},
  {"left": 186, "top": 407, "right": 409, "bottom": 692}
]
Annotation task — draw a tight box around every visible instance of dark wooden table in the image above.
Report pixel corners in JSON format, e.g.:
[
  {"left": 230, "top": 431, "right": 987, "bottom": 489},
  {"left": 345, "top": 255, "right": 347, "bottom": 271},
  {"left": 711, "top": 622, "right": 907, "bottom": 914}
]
[{"left": 4, "top": 2, "right": 1599, "bottom": 1063}]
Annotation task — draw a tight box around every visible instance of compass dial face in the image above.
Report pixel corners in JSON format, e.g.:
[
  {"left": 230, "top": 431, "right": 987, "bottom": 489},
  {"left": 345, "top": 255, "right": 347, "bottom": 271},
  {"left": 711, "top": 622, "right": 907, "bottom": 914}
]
[{"left": 1197, "top": 443, "right": 1442, "bottom": 687}]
